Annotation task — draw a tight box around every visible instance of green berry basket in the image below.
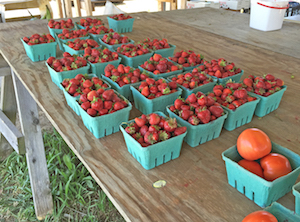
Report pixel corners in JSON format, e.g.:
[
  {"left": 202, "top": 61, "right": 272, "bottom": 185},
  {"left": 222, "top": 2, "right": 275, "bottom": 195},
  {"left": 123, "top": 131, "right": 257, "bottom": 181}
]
[
  {"left": 248, "top": 85, "right": 287, "bottom": 117},
  {"left": 98, "top": 36, "right": 134, "bottom": 51},
  {"left": 89, "top": 57, "right": 121, "bottom": 77},
  {"left": 118, "top": 51, "right": 154, "bottom": 68},
  {"left": 166, "top": 106, "right": 228, "bottom": 147},
  {"left": 47, "top": 26, "right": 76, "bottom": 40},
  {"left": 264, "top": 202, "right": 300, "bottom": 222},
  {"left": 119, "top": 111, "right": 187, "bottom": 170},
  {"left": 21, "top": 38, "right": 57, "bottom": 62},
  {"left": 61, "top": 74, "right": 111, "bottom": 116},
  {"left": 107, "top": 17, "right": 134, "bottom": 33},
  {"left": 222, "top": 142, "right": 300, "bottom": 207},
  {"left": 101, "top": 74, "right": 139, "bottom": 101},
  {"left": 55, "top": 33, "right": 90, "bottom": 51},
  {"left": 293, "top": 182, "right": 300, "bottom": 215},
  {"left": 88, "top": 33, "right": 105, "bottom": 43},
  {"left": 166, "top": 73, "right": 217, "bottom": 99},
  {"left": 138, "top": 66, "right": 183, "bottom": 81},
  {"left": 154, "top": 44, "right": 176, "bottom": 58},
  {"left": 62, "top": 43, "right": 101, "bottom": 56},
  {"left": 78, "top": 90, "right": 132, "bottom": 139},
  {"left": 130, "top": 80, "right": 183, "bottom": 115},
  {"left": 222, "top": 97, "right": 260, "bottom": 131},
  {"left": 45, "top": 62, "right": 90, "bottom": 90},
  {"left": 210, "top": 70, "right": 244, "bottom": 84}
]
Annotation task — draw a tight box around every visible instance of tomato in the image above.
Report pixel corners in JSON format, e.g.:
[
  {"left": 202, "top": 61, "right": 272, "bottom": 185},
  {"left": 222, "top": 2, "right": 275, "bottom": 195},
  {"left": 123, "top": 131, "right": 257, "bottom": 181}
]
[
  {"left": 260, "top": 153, "right": 292, "bottom": 181},
  {"left": 242, "top": 210, "right": 278, "bottom": 222},
  {"left": 238, "top": 159, "right": 264, "bottom": 178},
  {"left": 237, "top": 128, "right": 272, "bottom": 161}
]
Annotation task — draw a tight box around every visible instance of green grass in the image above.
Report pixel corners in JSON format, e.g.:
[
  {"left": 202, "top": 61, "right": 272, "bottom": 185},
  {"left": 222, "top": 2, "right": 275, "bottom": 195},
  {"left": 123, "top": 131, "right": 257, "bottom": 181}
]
[{"left": 0, "top": 129, "right": 125, "bottom": 222}]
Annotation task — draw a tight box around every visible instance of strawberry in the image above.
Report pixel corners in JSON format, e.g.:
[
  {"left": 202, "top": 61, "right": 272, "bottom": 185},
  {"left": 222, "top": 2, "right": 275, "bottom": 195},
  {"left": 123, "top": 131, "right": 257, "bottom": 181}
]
[
  {"left": 163, "top": 118, "right": 178, "bottom": 132},
  {"left": 188, "top": 115, "right": 200, "bottom": 125},
  {"left": 208, "top": 105, "right": 224, "bottom": 118},
  {"left": 174, "top": 98, "right": 185, "bottom": 110},
  {"left": 144, "top": 131, "right": 159, "bottom": 144},
  {"left": 173, "top": 126, "right": 187, "bottom": 136},
  {"left": 148, "top": 113, "right": 161, "bottom": 125},
  {"left": 197, "top": 108, "right": 211, "bottom": 124},
  {"left": 158, "top": 130, "right": 171, "bottom": 141}
]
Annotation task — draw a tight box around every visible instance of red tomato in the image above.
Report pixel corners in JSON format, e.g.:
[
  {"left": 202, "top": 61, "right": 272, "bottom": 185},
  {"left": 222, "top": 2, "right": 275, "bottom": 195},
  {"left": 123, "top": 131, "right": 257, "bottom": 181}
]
[
  {"left": 237, "top": 128, "right": 272, "bottom": 161},
  {"left": 242, "top": 210, "right": 278, "bottom": 222},
  {"left": 260, "top": 153, "right": 292, "bottom": 181},
  {"left": 238, "top": 159, "right": 264, "bottom": 178}
]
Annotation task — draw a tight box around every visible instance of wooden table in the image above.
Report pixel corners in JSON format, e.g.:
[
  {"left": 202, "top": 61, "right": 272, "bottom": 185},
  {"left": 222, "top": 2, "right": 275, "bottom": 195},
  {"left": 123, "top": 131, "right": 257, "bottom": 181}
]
[{"left": 0, "top": 8, "right": 300, "bottom": 221}]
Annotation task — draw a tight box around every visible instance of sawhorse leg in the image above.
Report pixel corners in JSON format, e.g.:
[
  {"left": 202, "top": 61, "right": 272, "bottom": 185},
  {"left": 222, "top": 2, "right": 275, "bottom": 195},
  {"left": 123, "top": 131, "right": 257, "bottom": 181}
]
[{"left": 0, "top": 68, "right": 53, "bottom": 220}]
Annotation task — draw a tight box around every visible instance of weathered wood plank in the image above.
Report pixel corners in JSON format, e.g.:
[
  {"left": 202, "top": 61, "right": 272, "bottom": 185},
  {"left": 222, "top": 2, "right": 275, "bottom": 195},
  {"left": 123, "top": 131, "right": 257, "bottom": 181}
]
[
  {"left": 0, "top": 109, "right": 24, "bottom": 153},
  {"left": 64, "top": 0, "right": 73, "bottom": 18},
  {"left": 0, "top": 73, "right": 17, "bottom": 160},
  {"left": 73, "top": 0, "right": 81, "bottom": 17},
  {"left": 56, "top": 0, "right": 63, "bottom": 18},
  {"left": 0, "top": 10, "right": 299, "bottom": 221},
  {"left": 84, "top": 0, "right": 93, "bottom": 16},
  {"left": 0, "top": 67, "right": 10, "bottom": 76},
  {"left": 11, "top": 72, "right": 53, "bottom": 220}
]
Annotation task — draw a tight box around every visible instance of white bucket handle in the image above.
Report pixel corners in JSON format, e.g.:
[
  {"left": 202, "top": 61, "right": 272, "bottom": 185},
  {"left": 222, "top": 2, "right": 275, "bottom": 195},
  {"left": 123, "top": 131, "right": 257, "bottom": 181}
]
[{"left": 257, "top": 2, "right": 289, "bottom": 9}]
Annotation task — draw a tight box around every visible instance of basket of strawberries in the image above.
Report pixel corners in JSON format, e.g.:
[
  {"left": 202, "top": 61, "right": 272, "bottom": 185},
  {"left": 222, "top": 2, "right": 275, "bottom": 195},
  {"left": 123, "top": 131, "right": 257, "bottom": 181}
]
[
  {"left": 107, "top": 14, "right": 134, "bottom": 33},
  {"left": 168, "top": 50, "right": 204, "bottom": 71}
]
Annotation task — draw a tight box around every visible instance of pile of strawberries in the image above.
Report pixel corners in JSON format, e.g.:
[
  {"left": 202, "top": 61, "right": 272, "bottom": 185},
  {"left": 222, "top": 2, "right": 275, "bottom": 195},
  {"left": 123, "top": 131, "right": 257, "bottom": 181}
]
[
  {"left": 87, "top": 26, "right": 114, "bottom": 35},
  {"left": 169, "top": 92, "right": 225, "bottom": 125},
  {"left": 104, "top": 64, "right": 148, "bottom": 87},
  {"left": 208, "top": 82, "right": 257, "bottom": 110},
  {"left": 140, "top": 38, "right": 171, "bottom": 50},
  {"left": 65, "top": 39, "right": 99, "bottom": 51},
  {"left": 116, "top": 43, "right": 151, "bottom": 57},
  {"left": 109, "top": 14, "right": 133, "bottom": 20},
  {"left": 101, "top": 32, "right": 130, "bottom": 45},
  {"left": 168, "top": 50, "right": 204, "bottom": 68},
  {"left": 62, "top": 74, "right": 110, "bottom": 97},
  {"left": 138, "top": 77, "right": 178, "bottom": 99},
  {"left": 57, "top": 28, "right": 89, "bottom": 40},
  {"left": 48, "top": 19, "right": 74, "bottom": 29},
  {"left": 140, "top": 53, "right": 183, "bottom": 74},
  {"left": 242, "top": 74, "right": 284, "bottom": 97},
  {"left": 76, "top": 17, "right": 103, "bottom": 27},
  {"left": 83, "top": 47, "right": 119, "bottom": 64},
  {"left": 23, "top": 33, "right": 55, "bottom": 45},
  {"left": 47, "top": 52, "right": 88, "bottom": 72},
  {"left": 169, "top": 70, "right": 213, "bottom": 90},
  {"left": 125, "top": 113, "right": 187, "bottom": 147},
  {"left": 79, "top": 89, "right": 128, "bottom": 117},
  {"left": 196, "top": 58, "right": 242, "bottom": 79}
]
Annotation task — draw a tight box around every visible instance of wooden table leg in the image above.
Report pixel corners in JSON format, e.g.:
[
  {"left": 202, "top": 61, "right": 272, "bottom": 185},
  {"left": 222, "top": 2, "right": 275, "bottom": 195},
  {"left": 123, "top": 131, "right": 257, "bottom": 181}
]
[
  {"left": 11, "top": 70, "right": 53, "bottom": 220},
  {"left": 0, "top": 69, "right": 19, "bottom": 160}
]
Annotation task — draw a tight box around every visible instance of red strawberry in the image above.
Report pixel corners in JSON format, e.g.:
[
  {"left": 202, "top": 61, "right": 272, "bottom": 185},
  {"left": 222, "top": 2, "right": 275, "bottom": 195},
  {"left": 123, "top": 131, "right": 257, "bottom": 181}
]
[
  {"left": 158, "top": 130, "right": 171, "bottom": 141},
  {"left": 141, "top": 86, "right": 150, "bottom": 97},
  {"left": 174, "top": 98, "right": 185, "bottom": 110},
  {"left": 188, "top": 115, "right": 200, "bottom": 125},
  {"left": 174, "top": 126, "right": 187, "bottom": 136},
  {"left": 135, "top": 117, "right": 147, "bottom": 127},
  {"left": 163, "top": 118, "right": 178, "bottom": 132},
  {"left": 144, "top": 131, "right": 159, "bottom": 144},
  {"left": 208, "top": 105, "right": 224, "bottom": 118},
  {"left": 148, "top": 113, "right": 161, "bottom": 125},
  {"left": 233, "top": 89, "right": 248, "bottom": 99},
  {"left": 87, "top": 108, "right": 97, "bottom": 117},
  {"left": 197, "top": 108, "right": 211, "bottom": 124}
]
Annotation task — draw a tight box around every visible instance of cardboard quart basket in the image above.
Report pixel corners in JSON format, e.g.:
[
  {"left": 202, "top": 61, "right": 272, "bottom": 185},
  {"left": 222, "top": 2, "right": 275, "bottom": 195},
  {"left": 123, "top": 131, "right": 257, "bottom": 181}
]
[
  {"left": 21, "top": 38, "right": 57, "bottom": 62},
  {"left": 153, "top": 44, "right": 176, "bottom": 58},
  {"left": 167, "top": 106, "right": 228, "bottom": 147},
  {"left": 166, "top": 72, "right": 217, "bottom": 99},
  {"left": 138, "top": 65, "right": 183, "bottom": 80},
  {"left": 55, "top": 33, "right": 90, "bottom": 51},
  {"left": 130, "top": 80, "right": 182, "bottom": 115},
  {"left": 119, "top": 111, "right": 187, "bottom": 170},
  {"left": 222, "top": 96, "right": 260, "bottom": 131},
  {"left": 45, "top": 62, "right": 90, "bottom": 89},
  {"left": 292, "top": 182, "right": 300, "bottom": 215},
  {"left": 101, "top": 74, "right": 139, "bottom": 102},
  {"left": 118, "top": 51, "right": 154, "bottom": 68},
  {"left": 78, "top": 90, "right": 132, "bottom": 139},
  {"left": 210, "top": 70, "right": 244, "bottom": 84},
  {"left": 107, "top": 17, "right": 135, "bottom": 33},
  {"left": 98, "top": 37, "right": 134, "bottom": 51},
  {"left": 89, "top": 57, "right": 121, "bottom": 77},
  {"left": 222, "top": 142, "right": 300, "bottom": 207},
  {"left": 249, "top": 85, "right": 287, "bottom": 117},
  {"left": 61, "top": 74, "right": 111, "bottom": 116},
  {"left": 264, "top": 202, "right": 300, "bottom": 222}
]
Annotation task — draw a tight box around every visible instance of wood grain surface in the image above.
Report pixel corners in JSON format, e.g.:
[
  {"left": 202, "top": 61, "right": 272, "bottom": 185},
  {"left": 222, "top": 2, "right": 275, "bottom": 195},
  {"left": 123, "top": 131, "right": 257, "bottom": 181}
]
[{"left": 0, "top": 9, "right": 299, "bottom": 222}]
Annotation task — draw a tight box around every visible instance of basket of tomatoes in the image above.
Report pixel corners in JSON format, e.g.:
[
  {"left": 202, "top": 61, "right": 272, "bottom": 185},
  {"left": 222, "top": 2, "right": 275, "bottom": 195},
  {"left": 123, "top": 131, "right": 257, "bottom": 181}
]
[{"left": 222, "top": 128, "right": 300, "bottom": 207}]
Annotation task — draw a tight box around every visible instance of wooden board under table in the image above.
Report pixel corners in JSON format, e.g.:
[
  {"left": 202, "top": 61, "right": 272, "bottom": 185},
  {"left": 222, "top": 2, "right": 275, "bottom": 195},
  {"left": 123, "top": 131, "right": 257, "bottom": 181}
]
[{"left": 0, "top": 8, "right": 300, "bottom": 221}]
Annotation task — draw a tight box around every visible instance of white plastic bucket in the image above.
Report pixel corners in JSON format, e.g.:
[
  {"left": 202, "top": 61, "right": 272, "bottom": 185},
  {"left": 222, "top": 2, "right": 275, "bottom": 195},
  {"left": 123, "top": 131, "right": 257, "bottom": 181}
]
[{"left": 250, "top": 0, "right": 289, "bottom": 31}]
